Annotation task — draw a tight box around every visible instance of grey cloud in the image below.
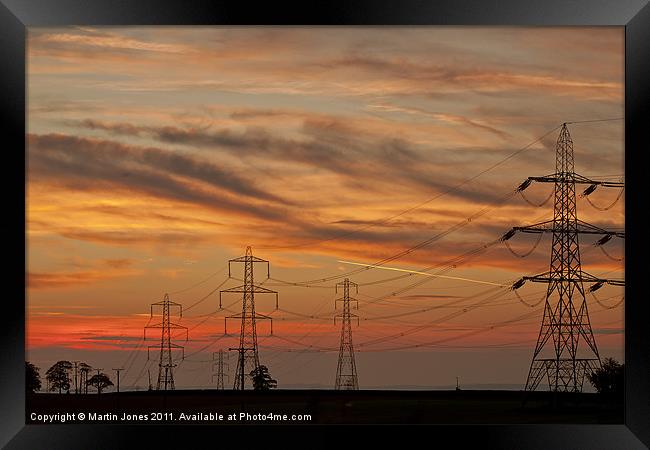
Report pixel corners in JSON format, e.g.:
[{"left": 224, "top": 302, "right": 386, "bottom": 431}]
[
  {"left": 75, "top": 119, "right": 144, "bottom": 136},
  {"left": 80, "top": 335, "right": 142, "bottom": 341},
  {"left": 592, "top": 328, "right": 624, "bottom": 335},
  {"left": 88, "top": 204, "right": 224, "bottom": 227},
  {"left": 58, "top": 230, "right": 208, "bottom": 246},
  {"left": 69, "top": 117, "right": 529, "bottom": 206},
  {"left": 28, "top": 133, "right": 291, "bottom": 222}
]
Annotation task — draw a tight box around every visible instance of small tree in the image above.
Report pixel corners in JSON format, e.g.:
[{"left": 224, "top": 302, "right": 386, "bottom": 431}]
[
  {"left": 45, "top": 360, "right": 72, "bottom": 394},
  {"left": 588, "top": 357, "right": 624, "bottom": 395},
  {"left": 26, "top": 361, "right": 42, "bottom": 393},
  {"left": 86, "top": 373, "right": 113, "bottom": 395},
  {"left": 250, "top": 365, "right": 277, "bottom": 391}
]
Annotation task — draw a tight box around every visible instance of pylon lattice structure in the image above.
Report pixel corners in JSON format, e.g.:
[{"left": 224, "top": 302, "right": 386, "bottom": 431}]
[
  {"left": 144, "top": 293, "right": 188, "bottom": 391},
  {"left": 72, "top": 361, "right": 80, "bottom": 394},
  {"left": 507, "top": 123, "right": 625, "bottom": 393},
  {"left": 79, "top": 363, "right": 91, "bottom": 394},
  {"left": 221, "top": 246, "right": 279, "bottom": 390},
  {"left": 212, "top": 349, "right": 229, "bottom": 390},
  {"left": 334, "top": 278, "right": 360, "bottom": 390}
]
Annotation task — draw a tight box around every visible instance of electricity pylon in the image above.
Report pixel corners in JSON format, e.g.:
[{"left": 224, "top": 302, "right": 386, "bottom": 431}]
[
  {"left": 334, "top": 278, "right": 359, "bottom": 390},
  {"left": 220, "top": 246, "right": 279, "bottom": 390},
  {"left": 212, "top": 349, "right": 229, "bottom": 390},
  {"left": 72, "top": 361, "right": 79, "bottom": 394},
  {"left": 506, "top": 123, "right": 624, "bottom": 393},
  {"left": 144, "top": 293, "right": 188, "bottom": 391},
  {"left": 112, "top": 368, "right": 123, "bottom": 393},
  {"left": 79, "top": 363, "right": 91, "bottom": 394}
]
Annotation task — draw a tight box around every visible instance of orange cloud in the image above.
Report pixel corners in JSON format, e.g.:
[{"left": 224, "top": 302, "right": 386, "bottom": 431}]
[{"left": 27, "top": 258, "right": 140, "bottom": 289}]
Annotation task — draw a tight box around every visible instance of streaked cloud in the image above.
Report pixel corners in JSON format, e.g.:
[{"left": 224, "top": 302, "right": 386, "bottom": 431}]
[{"left": 34, "top": 30, "right": 193, "bottom": 54}]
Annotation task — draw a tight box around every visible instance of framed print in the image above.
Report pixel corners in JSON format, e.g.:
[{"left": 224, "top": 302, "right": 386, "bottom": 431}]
[{"left": 1, "top": 0, "right": 649, "bottom": 448}]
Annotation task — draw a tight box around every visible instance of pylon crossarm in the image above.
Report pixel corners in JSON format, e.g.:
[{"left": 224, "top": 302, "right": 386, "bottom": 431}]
[
  {"left": 511, "top": 219, "right": 553, "bottom": 234},
  {"left": 510, "top": 220, "right": 623, "bottom": 238},
  {"left": 519, "top": 273, "right": 624, "bottom": 287},
  {"left": 229, "top": 255, "right": 269, "bottom": 263},
  {"left": 150, "top": 300, "right": 183, "bottom": 308},
  {"left": 220, "top": 284, "right": 245, "bottom": 293},
  {"left": 220, "top": 284, "right": 277, "bottom": 294},
  {"left": 252, "top": 285, "right": 277, "bottom": 294},
  {"left": 167, "top": 322, "right": 189, "bottom": 340},
  {"left": 229, "top": 254, "right": 271, "bottom": 278},
  {"left": 334, "top": 312, "right": 359, "bottom": 324},
  {"left": 527, "top": 174, "right": 624, "bottom": 188},
  {"left": 576, "top": 219, "right": 624, "bottom": 237},
  {"left": 252, "top": 313, "right": 274, "bottom": 320},
  {"left": 336, "top": 281, "right": 359, "bottom": 293},
  {"left": 144, "top": 323, "right": 164, "bottom": 337},
  {"left": 335, "top": 298, "right": 360, "bottom": 309}
]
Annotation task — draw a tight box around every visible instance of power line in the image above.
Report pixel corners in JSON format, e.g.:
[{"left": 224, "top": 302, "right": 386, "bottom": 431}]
[
  {"left": 181, "top": 277, "right": 232, "bottom": 314},
  {"left": 271, "top": 189, "right": 518, "bottom": 287},
  {"left": 169, "top": 265, "right": 228, "bottom": 295}
]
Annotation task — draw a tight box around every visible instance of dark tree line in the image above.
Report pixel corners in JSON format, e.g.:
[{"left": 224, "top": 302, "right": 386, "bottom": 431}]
[
  {"left": 27, "top": 357, "right": 620, "bottom": 395},
  {"left": 26, "top": 360, "right": 112, "bottom": 395}
]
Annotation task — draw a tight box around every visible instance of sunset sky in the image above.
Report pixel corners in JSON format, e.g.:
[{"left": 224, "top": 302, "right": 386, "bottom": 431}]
[{"left": 26, "top": 27, "right": 625, "bottom": 390}]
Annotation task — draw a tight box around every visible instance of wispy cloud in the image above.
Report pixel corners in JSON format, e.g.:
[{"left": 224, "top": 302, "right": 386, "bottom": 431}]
[
  {"left": 65, "top": 118, "right": 522, "bottom": 205},
  {"left": 35, "top": 31, "right": 192, "bottom": 54},
  {"left": 28, "top": 133, "right": 292, "bottom": 217}
]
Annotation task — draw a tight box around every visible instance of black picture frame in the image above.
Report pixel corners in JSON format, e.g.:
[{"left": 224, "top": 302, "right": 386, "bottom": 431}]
[{"left": 2, "top": 0, "right": 648, "bottom": 448}]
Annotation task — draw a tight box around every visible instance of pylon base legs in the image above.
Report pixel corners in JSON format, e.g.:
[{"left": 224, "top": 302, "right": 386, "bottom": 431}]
[
  {"left": 335, "top": 375, "right": 358, "bottom": 390},
  {"left": 525, "top": 358, "right": 600, "bottom": 393}
]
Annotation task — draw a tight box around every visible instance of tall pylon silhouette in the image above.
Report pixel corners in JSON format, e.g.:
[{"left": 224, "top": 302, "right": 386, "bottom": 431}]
[
  {"left": 221, "top": 246, "right": 279, "bottom": 390},
  {"left": 144, "top": 293, "right": 188, "bottom": 391},
  {"left": 334, "top": 278, "right": 359, "bottom": 390},
  {"left": 506, "top": 123, "right": 624, "bottom": 392},
  {"left": 212, "top": 349, "right": 229, "bottom": 390}
]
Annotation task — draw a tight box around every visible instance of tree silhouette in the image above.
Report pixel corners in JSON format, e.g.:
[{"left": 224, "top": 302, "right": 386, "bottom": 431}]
[
  {"left": 45, "top": 360, "right": 72, "bottom": 394},
  {"left": 250, "top": 365, "right": 277, "bottom": 391},
  {"left": 86, "top": 373, "right": 114, "bottom": 395},
  {"left": 588, "top": 357, "right": 624, "bottom": 395},
  {"left": 26, "top": 361, "right": 41, "bottom": 393}
]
